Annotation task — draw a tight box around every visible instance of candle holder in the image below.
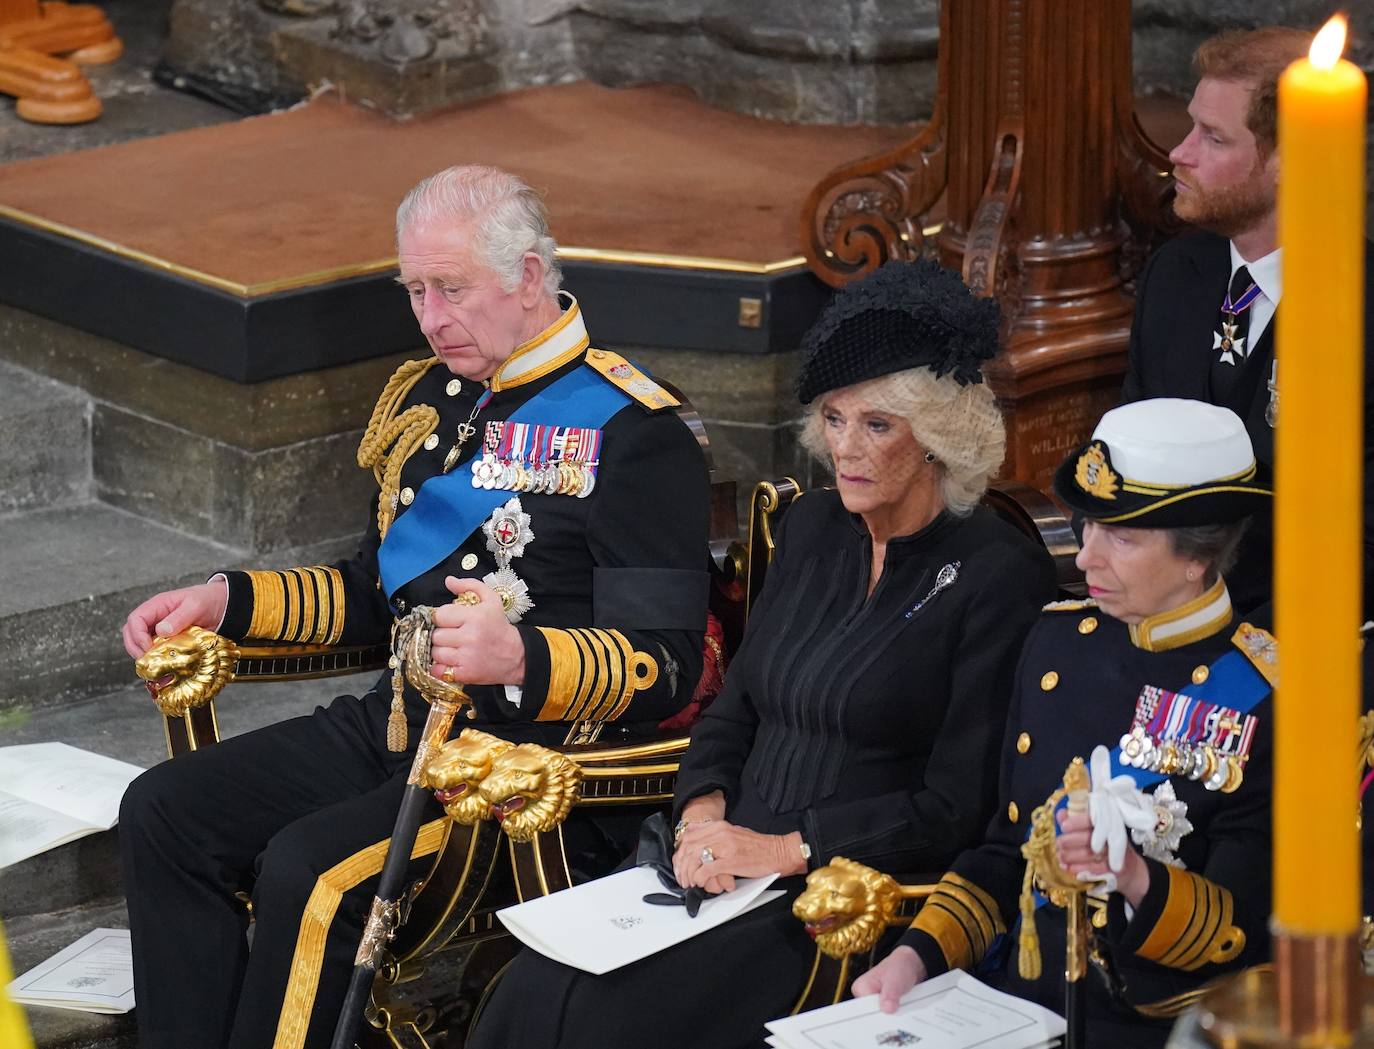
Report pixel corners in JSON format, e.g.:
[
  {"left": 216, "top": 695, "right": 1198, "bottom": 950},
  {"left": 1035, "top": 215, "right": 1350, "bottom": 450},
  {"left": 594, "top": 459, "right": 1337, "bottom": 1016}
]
[{"left": 1197, "top": 930, "right": 1374, "bottom": 1047}]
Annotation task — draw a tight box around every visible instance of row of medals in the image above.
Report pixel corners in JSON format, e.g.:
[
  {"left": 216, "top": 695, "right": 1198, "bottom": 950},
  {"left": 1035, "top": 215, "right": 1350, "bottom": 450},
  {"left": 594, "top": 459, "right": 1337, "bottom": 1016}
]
[
  {"left": 471, "top": 452, "right": 596, "bottom": 498},
  {"left": 1119, "top": 725, "right": 1245, "bottom": 793}
]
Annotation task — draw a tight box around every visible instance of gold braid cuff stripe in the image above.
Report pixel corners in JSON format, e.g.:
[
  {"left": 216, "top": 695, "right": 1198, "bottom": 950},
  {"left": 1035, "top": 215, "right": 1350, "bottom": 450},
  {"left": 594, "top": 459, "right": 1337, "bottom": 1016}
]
[
  {"left": 1136, "top": 866, "right": 1245, "bottom": 972},
  {"left": 245, "top": 568, "right": 345, "bottom": 644},
  {"left": 271, "top": 818, "right": 447, "bottom": 1049},
  {"left": 534, "top": 628, "right": 659, "bottom": 722},
  {"left": 247, "top": 570, "right": 287, "bottom": 640},
  {"left": 912, "top": 872, "right": 1007, "bottom": 972}
]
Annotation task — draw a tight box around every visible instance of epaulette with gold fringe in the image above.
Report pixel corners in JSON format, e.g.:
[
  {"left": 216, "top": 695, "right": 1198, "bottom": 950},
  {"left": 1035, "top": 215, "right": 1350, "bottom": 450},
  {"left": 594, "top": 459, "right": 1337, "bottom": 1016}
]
[
  {"left": 584, "top": 348, "right": 679, "bottom": 412},
  {"left": 1042, "top": 597, "right": 1098, "bottom": 613}
]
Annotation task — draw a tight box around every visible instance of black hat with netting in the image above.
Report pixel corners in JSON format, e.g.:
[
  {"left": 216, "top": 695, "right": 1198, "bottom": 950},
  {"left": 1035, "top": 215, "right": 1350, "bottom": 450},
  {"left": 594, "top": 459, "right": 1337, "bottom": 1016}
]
[{"left": 795, "top": 258, "right": 1000, "bottom": 404}]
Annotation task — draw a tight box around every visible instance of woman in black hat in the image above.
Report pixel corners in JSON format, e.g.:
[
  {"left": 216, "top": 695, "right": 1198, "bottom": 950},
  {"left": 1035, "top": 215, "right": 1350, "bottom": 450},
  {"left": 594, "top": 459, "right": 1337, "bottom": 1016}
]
[
  {"left": 855, "top": 397, "right": 1275, "bottom": 1049},
  {"left": 467, "top": 260, "right": 1057, "bottom": 1049}
]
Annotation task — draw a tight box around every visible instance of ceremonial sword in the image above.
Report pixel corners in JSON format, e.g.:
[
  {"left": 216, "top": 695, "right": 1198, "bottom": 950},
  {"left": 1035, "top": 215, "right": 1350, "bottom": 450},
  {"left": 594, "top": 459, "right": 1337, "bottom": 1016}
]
[{"left": 330, "top": 596, "right": 478, "bottom": 1049}]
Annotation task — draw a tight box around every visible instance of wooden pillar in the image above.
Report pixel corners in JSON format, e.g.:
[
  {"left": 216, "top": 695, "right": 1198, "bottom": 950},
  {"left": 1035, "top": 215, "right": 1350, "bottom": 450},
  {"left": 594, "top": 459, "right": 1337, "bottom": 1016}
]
[{"left": 802, "top": 0, "right": 1179, "bottom": 491}]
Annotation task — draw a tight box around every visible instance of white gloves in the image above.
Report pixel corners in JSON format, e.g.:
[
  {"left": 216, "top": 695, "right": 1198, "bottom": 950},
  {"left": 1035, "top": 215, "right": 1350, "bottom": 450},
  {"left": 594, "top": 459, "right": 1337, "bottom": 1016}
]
[{"left": 1085, "top": 745, "right": 1156, "bottom": 873}]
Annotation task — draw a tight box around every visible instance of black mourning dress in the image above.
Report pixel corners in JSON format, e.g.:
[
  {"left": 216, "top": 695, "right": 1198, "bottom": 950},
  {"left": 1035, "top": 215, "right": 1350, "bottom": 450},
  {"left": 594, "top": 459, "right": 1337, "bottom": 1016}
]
[{"left": 469, "top": 489, "right": 1057, "bottom": 1049}]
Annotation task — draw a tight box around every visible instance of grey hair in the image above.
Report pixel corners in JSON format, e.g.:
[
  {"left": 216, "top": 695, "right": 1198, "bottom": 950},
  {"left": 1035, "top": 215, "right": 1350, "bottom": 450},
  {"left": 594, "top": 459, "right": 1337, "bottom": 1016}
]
[
  {"left": 1167, "top": 520, "right": 1250, "bottom": 586},
  {"left": 798, "top": 367, "right": 1006, "bottom": 516},
  {"left": 395, "top": 165, "right": 562, "bottom": 297}
]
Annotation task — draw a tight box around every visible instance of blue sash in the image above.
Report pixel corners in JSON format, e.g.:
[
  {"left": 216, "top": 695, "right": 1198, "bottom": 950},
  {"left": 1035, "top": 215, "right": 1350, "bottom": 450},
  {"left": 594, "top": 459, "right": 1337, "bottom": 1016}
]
[{"left": 377, "top": 365, "right": 631, "bottom": 598}]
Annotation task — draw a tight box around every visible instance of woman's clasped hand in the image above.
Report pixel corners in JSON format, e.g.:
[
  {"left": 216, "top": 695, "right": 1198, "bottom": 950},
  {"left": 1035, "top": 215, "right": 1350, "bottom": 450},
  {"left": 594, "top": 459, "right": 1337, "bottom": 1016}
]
[{"left": 671, "top": 790, "right": 808, "bottom": 894}]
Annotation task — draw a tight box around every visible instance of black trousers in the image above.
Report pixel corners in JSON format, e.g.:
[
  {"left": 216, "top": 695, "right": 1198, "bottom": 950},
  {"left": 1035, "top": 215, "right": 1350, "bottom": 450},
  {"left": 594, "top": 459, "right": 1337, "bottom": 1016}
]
[{"left": 119, "top": 686, "right": 443, "bottom": 1049}]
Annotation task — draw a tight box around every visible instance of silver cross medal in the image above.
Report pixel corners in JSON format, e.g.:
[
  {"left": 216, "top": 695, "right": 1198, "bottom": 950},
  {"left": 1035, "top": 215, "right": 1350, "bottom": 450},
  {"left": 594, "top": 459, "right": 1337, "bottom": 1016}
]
[{"left": 1214, "top": 319, "right": 1245, "bottom": 366}]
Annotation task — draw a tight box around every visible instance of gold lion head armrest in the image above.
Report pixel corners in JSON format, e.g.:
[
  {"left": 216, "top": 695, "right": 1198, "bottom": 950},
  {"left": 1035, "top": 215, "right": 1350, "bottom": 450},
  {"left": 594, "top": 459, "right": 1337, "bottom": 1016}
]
[
  {"left": 474, "top": 744, "right": 584, "bottom": 843},
  {"left": 423, "top": 729, "right": 516, "bottom": 824},
  {"left": 135, "top": 627, "right": 240, "bottom": 717},
  {"left": 792, "top": 857, "right": 914, "bottom": 960},
  {"left": 138, "top": 629, "right": 390, "bottom": 757}
]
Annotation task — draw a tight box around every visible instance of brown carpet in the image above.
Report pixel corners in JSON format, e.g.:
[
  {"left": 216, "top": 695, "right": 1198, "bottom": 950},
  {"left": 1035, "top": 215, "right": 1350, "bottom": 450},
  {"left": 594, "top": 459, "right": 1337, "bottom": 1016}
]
[{"left": 0, "top": 82, "right": 915, "bottom": 289}]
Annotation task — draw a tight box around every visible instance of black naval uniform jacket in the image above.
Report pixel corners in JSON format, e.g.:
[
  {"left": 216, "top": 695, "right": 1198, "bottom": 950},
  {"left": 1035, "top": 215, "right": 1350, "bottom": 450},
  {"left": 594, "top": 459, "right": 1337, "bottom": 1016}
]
[
  {"left": 215, "top": 304, "right": 710, "bottom": 749},
  {"left": 1122, "top": 230, "right": 1374, "bottom": 613},
  {"left": 900, "top": 585, "right": 1275, "bottom": 1049},
  {"left": 674, "top": 489, "right": 1058, "bottom": 874}
]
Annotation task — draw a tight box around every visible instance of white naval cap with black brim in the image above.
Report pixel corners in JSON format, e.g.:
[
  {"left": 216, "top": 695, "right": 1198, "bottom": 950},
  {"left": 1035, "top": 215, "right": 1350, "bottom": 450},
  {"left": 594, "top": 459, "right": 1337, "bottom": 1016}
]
[{"left": 1052, "top": 398, "right": 1272, "bottom": 527}]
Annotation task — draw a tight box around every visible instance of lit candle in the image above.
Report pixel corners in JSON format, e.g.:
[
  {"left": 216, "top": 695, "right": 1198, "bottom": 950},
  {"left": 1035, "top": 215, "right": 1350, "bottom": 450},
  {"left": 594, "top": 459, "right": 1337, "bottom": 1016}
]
[{"left": 1275, "top": 15, "right": 1367, "bottom": 935}]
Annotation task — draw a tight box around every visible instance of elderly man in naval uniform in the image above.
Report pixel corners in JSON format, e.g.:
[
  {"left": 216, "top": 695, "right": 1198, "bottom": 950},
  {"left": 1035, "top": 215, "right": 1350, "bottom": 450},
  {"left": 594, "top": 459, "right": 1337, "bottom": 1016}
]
[{"left": 117, "top": 164, "right": 710, "bottom": 1049}]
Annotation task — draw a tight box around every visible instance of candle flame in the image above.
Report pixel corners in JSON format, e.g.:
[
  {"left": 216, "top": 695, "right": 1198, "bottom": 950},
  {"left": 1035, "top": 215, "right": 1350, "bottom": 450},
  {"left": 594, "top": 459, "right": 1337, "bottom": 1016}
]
[{"left": 1310, "top": 15, "right": 1347, "bottom": 70}]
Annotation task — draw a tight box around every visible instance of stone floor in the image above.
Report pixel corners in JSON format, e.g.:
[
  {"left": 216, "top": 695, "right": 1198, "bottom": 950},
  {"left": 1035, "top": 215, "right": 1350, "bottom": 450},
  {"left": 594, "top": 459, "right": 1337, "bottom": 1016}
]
[{"left": 0, "top": 0, "right": 235, "bottom": 165}]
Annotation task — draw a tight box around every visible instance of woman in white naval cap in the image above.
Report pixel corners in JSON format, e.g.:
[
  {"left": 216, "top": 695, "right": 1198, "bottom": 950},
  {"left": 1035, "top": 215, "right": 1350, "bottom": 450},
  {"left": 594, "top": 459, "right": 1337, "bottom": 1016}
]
[{"left": 855, "top": 397, "right": 1276, "bottom": 1048}]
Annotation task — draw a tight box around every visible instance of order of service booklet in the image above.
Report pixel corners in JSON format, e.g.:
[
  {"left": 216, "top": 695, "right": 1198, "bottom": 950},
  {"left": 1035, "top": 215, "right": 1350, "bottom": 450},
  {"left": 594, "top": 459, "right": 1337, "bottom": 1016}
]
[
  {"left": 0, "top": 743, "right": 145, "bottom": 870},
  {"left": 765, "top": 970, "right": 1065, "bottom": 1049},
  {"left": 7, "top": 928, "right": 135, "bottom": 1014},
  {"left": 497, "top": 866, "right": 786, "bottom": 974}
]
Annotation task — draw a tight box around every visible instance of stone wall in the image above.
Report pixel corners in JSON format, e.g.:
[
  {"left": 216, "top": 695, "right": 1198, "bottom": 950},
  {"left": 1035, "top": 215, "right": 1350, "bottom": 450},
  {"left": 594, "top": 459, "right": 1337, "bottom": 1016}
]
[{"left": 163, "top": 0, "right": 941, "bottom": 123}]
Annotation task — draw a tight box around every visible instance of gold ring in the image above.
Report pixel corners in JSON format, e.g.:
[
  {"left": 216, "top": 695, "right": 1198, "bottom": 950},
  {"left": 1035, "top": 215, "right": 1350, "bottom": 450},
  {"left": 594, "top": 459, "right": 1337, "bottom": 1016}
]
[{"left": 441, "top": 665, "right": 456, "bottom": 683}]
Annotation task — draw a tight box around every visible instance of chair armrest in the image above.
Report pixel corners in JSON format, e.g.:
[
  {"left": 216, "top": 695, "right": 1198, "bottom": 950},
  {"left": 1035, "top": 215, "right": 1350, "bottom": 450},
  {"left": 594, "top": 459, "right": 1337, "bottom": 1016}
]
[
  {"left": 230, "top": 640, "right": 390, "bottom": 681},
  {"left": 136, "top": 628, "right": 389, "bottom": 758},
  {"left": 793, "top": 857, "right": 941, "bottom": 960},
  {"left": 565, "top": 735, "right": 691, "bottom": 806},
  {"left": 426, "top": 730, "right": 691, "bottom": 838}
]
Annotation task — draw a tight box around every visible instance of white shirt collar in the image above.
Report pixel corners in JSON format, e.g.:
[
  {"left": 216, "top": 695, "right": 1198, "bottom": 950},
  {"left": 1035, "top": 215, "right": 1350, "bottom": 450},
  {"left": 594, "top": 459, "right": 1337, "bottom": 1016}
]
[
  {"left": 1229, "top": 242, "right": 1282, "bottom": 306},
  {"left": 490, "top": 292, "right": 589, "bottom": 392}
]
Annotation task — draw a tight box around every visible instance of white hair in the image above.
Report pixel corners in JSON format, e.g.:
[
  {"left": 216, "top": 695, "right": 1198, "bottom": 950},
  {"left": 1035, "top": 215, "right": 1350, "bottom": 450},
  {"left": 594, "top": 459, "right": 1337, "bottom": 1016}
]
[
  {"left": 395, "top": 165, "right": 562, "bottom": 297},
  {"left": 799, "top": 367, "right": 1007, "bottom": 516}
]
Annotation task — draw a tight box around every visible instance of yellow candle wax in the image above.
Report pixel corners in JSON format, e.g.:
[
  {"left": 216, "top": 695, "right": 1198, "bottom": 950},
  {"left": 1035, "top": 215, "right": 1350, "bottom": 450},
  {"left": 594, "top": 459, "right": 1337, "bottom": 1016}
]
[{"left": 1275, "top": 17, "right": 1368, "bottom": 935}]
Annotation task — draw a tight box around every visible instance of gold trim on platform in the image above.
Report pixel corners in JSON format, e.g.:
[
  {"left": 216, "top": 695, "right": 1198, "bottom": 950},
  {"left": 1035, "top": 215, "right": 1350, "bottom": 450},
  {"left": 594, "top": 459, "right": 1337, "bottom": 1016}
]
[
  {"left": 556, "top": 247, "right": 808, "bottom": 275},
  {"left": 0, "top": 201, "right": 811, "bottom": 297}
]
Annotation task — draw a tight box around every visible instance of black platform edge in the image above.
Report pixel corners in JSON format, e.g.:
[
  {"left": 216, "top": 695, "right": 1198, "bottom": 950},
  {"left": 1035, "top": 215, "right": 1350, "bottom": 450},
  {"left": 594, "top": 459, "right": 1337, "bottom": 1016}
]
[{"left": 0, "top": 217, "right": 831, "bottom": 383}]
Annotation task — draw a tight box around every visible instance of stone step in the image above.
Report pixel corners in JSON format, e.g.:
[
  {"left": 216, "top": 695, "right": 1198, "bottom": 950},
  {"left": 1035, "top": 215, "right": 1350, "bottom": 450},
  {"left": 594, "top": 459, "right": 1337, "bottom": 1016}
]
[
  {"left": 0, "top": 501, "right": 247, "bottom": 713},
  {"left": 0, "top": 672, "right": 380, "bottom": 920},
  {"left": 3, "top": 671, "right": 377, "bottom": 1048},
  {"left": 7, "top": 899, "right": 137, "bottom": 1049},
  {"left": 0, "top": 360, "right": 90, "bottom": 516}
]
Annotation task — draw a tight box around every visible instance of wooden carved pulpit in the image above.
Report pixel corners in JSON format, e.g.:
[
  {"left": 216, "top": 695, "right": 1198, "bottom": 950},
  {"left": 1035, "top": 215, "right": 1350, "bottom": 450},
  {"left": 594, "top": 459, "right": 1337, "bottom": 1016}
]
[
  {"left": 802, "top": 0, "right": 1180, "bottom": 490},
  {"left": 0, "top": 0, "right": 123, "bottom": 124}
]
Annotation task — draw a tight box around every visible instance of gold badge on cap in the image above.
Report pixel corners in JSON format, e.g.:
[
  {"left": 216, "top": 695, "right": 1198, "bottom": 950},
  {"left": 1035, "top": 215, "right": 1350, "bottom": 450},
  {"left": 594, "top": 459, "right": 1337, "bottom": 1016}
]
[{"left": 1074, "top": 441, "right": 1119, "bottom": 501}]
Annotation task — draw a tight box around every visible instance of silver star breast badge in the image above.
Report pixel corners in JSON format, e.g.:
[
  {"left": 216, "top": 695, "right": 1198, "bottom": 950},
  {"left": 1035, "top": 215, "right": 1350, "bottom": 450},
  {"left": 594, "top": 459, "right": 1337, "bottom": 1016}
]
[
  {"left": 482, "top": 497, "right": 534, "bottom": 568},
  {"left": 1130, "top": 780, "right": 1194, "bottom": 867},
  {"left": 482, "top": 566, "right": 535, "bottom": 623}
]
